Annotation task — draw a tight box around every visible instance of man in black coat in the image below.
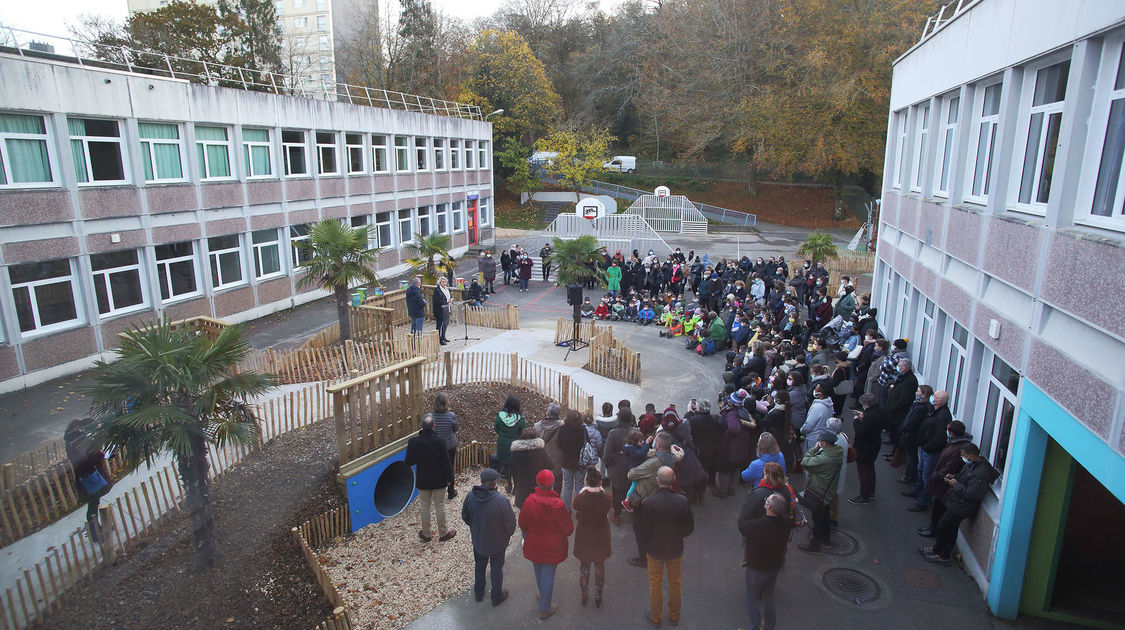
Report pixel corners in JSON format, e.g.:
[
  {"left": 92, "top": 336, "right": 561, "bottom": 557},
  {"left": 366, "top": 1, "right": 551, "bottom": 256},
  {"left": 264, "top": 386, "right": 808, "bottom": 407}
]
[
  {"left": 909, "top": 391, "right": 954, "bottom": 510},
  {"left": 636, "top": 467, "right": 694, "bottom": 626},
  {"left": 405, "top": 277, "right": 426, "bottom": 334},
  {"left": 922, "top": 443, "right": 996, "bottom": 566},
  {"left": 738, "top": 492, "right": 792, "bottom": 630},
  {"left": 404, "top": 414, "right": 455, "bottom": 542},
  {"left": 462, "top": 468, "right": 517, "bottom": 605},
  {"left": 850, "top": 393, "right": 891, "bottom": 504},
  {"left": 884, "top": 358, "right": 919, "bottom": 450}
]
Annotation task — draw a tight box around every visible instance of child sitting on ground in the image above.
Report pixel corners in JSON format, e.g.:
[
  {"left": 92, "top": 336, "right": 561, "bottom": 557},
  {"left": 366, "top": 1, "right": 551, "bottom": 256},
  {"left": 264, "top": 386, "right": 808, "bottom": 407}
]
[
  {"left": 611, "top": 299, "right": 626, "bottom": 321},
  {"left": 624, "top": 300, "right": 639, "bottom": 322},
  {"left": 638, "top": 302, "right": 655, "bottom": 325},
  {"left": 580, "top": 297, "right": 595, "bottom": 318},
  {"left": 594, "top": 299, "right": 610, "bottom": 320}
]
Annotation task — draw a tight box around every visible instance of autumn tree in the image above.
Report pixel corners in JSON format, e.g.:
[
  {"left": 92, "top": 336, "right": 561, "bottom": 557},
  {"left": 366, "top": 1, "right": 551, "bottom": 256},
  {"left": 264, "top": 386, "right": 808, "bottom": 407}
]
[
  {"left": 460, "top": 30, "right": 562, "bottom": 144},
  {"left": 536, "top": 125, "right": 614, "bottom": 188},
  {"left": 496, "top": 138, "right": 537, "bottom": 195}
]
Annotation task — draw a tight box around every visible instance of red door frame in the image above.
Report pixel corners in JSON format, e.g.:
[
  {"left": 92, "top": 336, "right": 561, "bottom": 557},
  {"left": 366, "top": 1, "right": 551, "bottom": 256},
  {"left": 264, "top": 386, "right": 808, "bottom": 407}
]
[{"left": 467, "top": 199, "right": 478, "bottom": 245}]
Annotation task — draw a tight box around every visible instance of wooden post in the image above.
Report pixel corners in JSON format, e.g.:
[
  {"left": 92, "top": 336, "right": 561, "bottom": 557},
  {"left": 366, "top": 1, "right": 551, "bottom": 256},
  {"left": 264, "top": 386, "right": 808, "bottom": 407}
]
[
  {"left": 509, "top": 352, "right": 518, "bottom": 386},
  {"left": 443, "top": 351, "right": 453, "bottom": 388},
  {"left": 560, "top": 374, "right": 570, "bottom": 410},
  {"left": 97, "top": 505, "right": 117, "bottom": 566},
  {"left": 344, "top": 339, "right": 354, "bottom": 374}
]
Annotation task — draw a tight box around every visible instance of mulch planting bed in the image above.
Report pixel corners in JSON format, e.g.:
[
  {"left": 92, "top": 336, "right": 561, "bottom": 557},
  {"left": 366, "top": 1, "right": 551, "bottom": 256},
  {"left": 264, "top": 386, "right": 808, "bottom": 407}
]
[{"left": 426, "top": 383, "right": 555, "bottom": 445}]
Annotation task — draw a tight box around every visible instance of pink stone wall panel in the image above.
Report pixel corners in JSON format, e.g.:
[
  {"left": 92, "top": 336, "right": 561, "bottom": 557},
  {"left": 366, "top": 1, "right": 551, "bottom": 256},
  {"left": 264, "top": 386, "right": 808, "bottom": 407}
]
[
  {"left": 21, "top": 326, "right": 98, "bottom": 372},
  {"left": 981, "top": 217, "right": 1043, "bottom": 293},
  {"left": 200, "top": 182, "right": 245, "bottom": 209},
  {"left": 322, "top": 205, "right": 347, "bottom": 219},
  {"left": 913, "top": 264, "right": 939, "bottom": 299},
  {"left": 480, "top": 227, "right": 494, "bottom": 243},
  {"left": 451, "top": 172, "right": 465, "bottom": 188},
  {"left": 379, "top": 249, "right": 400, "bottom": 268},
  {"left": 256, "top": 277, "right": 293, "bottom": 305},
  {"left": 1040, "top": 232, "right": 1125, "bottom": 340},
  {"left": 213, "top": 287, "right": 255, "bottom": 318},
  {"left": 151, "top": 222, "right": 201, "bottom": 244},
  {"left": 945, "top": 207, "right": 983, "bottom": 265},
  {"left": 250, "top": 213, "right": 286, "bottom": 230},
  {"left": 433, "top": 173, "right": 451, "bottom": 189},
  {"left": 161, "top": 297, "right": 210, "bottom": 321},
  {"left": 78, "top": 187, "right": 141, "bottom": 220},
  {"left": 3, "top": 237, "right": 80, "bottom": 264},
  {"left": 99, "top": 309, "right": 158, "bottom": 347},
  {"left": 318, "top": 177, "right": 345, "bottom": 198},
  {"left": 350, "top": 202, "right": 373, "bottom": 216},
  {"left": 146, "top": 184, "right": 199, "bottom": 214},
  {"left": 0, "top": 346, "right": 19, "bottom": 380},
  {"left": 284, "top": 178, "right": 316, "bottom": 201},
  {"left": 1027, "top": 340, "right": 1118, "bottom": 439},
  {"left": 206, "top": 217, "right": 247, "bottom": 237},
  {"left": 877, "top": 244, "right": 893, "bottom": 265},
  {"left": 348, "top": 176, "right": 372, "bottom": 195},
  {"left": 394, "top": 175, "right": 413, "bottom": 190},
  {"left": 373, "top": 175, "right": 395, "bottom": 193},
  {"left": 880, "top": 194, "right": 899, "bottom": 229},
  {"left": 86, "top": 230, "right": 147, "bottom": 255},
  {"left": 971, "top": 305, "right": 1026, "bottom": 369},
  {"left": 374, "top": 199, "right": 396, "bottom": 212},
  {"left": 396, "top": 197, "right": 419, "bottom": 210},
  {"left": 454, "top": 233, "right": 467, "bottom": 248},
  {"left": 917, "top": 200, "right": 947, "bottom": 249},
  {"left": 416, "top": 173, "right": 434, "bottom": 190},
  {"left": 247, "top": 180, "right": 282, "bottom": 206},
  {"left": 288, "top": 208, "right": 318, "bottom": 225},
  {"left": 896, "top": 198, "right": 918, "bottom": 239},
  {"left": 0, "top": 189, "right": 73, "bottom": 225},
  {"left": 938, "top": 280, "right": 973, "bottom": 324}
]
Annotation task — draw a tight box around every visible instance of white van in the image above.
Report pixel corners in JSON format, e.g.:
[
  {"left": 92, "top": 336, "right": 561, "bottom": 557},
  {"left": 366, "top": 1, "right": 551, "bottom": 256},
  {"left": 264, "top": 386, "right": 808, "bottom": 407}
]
[
  {"left": 527, "top": 151, "right": 558, "bottom": 166},
  {"left": 603, "top": 155, "right": 636, "bottom": 173}
]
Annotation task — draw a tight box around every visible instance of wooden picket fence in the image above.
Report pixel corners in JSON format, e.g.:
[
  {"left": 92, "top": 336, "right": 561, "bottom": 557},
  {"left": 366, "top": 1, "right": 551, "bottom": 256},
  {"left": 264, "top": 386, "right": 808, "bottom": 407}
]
[
  {"left": 238, "top": 332, "right": 440, "bottom": 384},
  {"left": 114, "top": 314, "right": 230, "bottom": 345},
  {"left": 0, "top": 382, "right": 335, "bottom": 630},
  {"left": 790, "top": 250, "right": 876, "bottom": 281},
  {"left": 587, "top": 326, "right": 642, "bottom": 384},
  {"left": 453, "top": 440, "right": 496, "bottom": 471},
  {"left": 421, "top": 351, "right": 596, "bottom": 416},
  {"left": 554, "top": 318, "right": 599, "bottom": 345},
  {"left": 328, "top": 357, "right": 428, "bottom": 467},
  {"left": 292, "top": 505, "right": 354, "bottom": 630},
  {"left": 460, "top": 303, "right": 519, "bottom": 330}
]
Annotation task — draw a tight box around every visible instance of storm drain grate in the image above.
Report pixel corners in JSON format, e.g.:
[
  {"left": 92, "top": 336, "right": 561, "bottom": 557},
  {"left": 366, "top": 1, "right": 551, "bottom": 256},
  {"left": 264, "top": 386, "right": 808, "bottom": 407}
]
[
  {"left": 823, "top": 568, "right": 882, "bottom": 604},
  {"left": 823, "top": 531, "right": 859, "bottom": 555}
]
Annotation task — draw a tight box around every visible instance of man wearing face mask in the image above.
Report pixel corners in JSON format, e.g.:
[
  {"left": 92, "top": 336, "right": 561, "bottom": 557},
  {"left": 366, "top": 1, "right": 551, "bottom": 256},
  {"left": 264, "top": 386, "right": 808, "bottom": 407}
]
[
  {"left": 920, "top": 443, "right": 996, "bottom": 566},
  {"left": 909, "top": 391, "right": 956, "bottom": 511}
]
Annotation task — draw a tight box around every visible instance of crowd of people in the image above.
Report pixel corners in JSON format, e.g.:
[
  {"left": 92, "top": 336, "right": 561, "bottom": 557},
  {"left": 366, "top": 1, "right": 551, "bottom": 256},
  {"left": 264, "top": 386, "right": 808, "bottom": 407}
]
[{"left": 399, "top": 243, "right": 998, "bottom": 629}]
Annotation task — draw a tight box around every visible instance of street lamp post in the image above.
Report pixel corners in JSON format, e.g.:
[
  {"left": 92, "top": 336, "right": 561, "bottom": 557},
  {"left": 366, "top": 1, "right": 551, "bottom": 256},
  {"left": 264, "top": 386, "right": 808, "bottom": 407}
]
[{"left": 485, "top": 109, "right": 504, "bottom": 120}]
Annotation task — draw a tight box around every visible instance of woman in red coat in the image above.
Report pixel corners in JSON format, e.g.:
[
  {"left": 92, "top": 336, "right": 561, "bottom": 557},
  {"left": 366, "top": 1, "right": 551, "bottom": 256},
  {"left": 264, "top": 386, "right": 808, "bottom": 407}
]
[
  {"left": 519, "top": 469, "right": 574, "bottom": 620},
  {"left": 571, "top": 466, "right": 612, "bottom": 607}
]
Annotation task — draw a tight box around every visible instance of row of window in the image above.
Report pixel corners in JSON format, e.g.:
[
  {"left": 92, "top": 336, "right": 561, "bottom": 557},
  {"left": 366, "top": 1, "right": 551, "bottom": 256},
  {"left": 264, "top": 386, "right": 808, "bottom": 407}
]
[
  {"left": 2, "top": 199, "right": 490, "bottom": 339},
  {"left": 890, "top": 31, "right": 1125, "bottom": 230},
  {"left": 0, "top": 113, "right": 490, "bottom": 188}
]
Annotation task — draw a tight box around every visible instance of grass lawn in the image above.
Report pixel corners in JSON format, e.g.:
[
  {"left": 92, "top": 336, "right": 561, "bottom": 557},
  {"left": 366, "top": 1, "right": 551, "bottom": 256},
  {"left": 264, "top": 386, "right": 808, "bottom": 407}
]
[{"left": 494, "top": 196, "right": 548, "bottom": 230}]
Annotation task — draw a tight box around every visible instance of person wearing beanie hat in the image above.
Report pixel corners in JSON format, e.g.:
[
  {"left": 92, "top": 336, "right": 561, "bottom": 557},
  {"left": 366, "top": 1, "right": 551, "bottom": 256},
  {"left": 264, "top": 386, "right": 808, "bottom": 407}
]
[
  {"left": 462, "top": 468, "right": 516, "bottom": 606},
  {"left": 798, "top": 429, "right": 845, "bottom": 554},
  {"left": 716, "top": 390, "right": 757, "bottom": 499},
  {"left": 518, "top": 467, "right": 573, "bottom": 620}
]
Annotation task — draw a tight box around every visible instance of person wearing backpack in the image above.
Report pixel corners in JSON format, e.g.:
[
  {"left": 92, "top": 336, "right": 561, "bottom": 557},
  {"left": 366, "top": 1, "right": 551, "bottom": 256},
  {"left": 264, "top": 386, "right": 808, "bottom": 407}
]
[{"left": 534, "top": 403, "right": 565, "bottom": 493}]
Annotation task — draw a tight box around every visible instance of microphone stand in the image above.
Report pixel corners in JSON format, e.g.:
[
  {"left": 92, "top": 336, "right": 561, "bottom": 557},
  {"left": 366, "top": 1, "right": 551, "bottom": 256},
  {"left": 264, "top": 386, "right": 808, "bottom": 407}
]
[{"left": 457, "top": 299, "right": 481, "bottom": 343}]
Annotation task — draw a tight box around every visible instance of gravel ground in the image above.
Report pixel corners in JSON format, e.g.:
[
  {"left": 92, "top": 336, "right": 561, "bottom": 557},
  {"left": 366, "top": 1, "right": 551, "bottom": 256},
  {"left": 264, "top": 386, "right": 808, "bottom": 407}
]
[{"left": 425, "top": 383, "right": 554, "bottom": 445}]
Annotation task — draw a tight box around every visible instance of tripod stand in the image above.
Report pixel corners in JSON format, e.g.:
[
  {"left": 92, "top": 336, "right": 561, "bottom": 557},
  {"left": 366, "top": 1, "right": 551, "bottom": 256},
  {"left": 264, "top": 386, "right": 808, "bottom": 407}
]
[
  {"left": 562, "top": 308, "right": 588, "bottom": 361},
  {"left": 456, "top": 300, "right": 480, "bottom": 344}
]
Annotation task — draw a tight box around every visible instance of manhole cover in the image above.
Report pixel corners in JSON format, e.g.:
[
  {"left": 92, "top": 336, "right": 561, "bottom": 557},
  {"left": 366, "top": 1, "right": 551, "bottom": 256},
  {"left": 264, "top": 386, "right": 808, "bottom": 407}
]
[
  {"left": 823, "top": 568, "right": 882, "bottom": 604},
  {"left": 823, "top": 531, "right": 858, "bottom": 555}
]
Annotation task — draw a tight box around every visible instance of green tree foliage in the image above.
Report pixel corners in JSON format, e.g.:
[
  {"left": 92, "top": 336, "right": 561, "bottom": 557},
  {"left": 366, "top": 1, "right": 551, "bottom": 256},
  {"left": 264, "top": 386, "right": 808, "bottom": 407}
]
[
  {"left": 295, "top": 220, "right": 381, "bottom": 342},
  {"left": 496, "top": 138, "right": 537, "bottom": 195},
  {"left": 536, "top": 126, "right": 614, "bottom": 188},
  {"left": 460, "top": 30, "right": 562, "bottom": 143},
  {"left": 546, "top": 235, "right": 606, "bottom": 287},
  {"left": 797, "top": 232, "right": 839, "bottom": 265},
  {"left": 83, "top": 320, "right": 275, "bottom": 569},
  {"left": 404, "top": 232, "right": 454, "bottom": 285}
]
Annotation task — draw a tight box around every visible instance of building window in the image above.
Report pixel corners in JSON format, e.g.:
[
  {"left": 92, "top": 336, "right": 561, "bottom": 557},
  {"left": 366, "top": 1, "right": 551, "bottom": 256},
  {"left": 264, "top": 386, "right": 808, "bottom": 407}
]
[
  {"left": 316, "top": 0, "right": 326, "bottom": 9},
  {"left": 91, "top": 250, "right": 147, "bottom": 317},
  {"left": 289, "top": 223, "right": 312, "bottom": 267},
  {"left": 935, "top": 95, "right": 960, "bottom": 197},
  {"left": 0, "top": 113, "right": 54, "bottom": 187},
  {"left": 911, "top": 103, "right": 930, "bottom": 192},
  {"left": 345, "top": 133, "right": 364, "bottom": 174},
  {"left": 372, "top": 134, "right": 388, "bottom": 172},
  {"left": 479, "top": 197, "right": 491, "bottom": 226},
  {"left": 251, "top": 229, "right": 284, "bottom": 279},
  {"left": 316, "top": 131, "right": 338, "bottom": 175},
  {"left": 282, "top": 130, "right": 307, "bottom": 176},
  {"left": 398, "top": 208, "right": 413, "bottom": 244},
  {"left": 418, "top": 205, "right": 431, "bottom": 235},
  {"left": 294, "top": 16, "right": 307, "bottom": 28},
  {"left": 293, "top": 36, "right": 306, "bottom": 50},
  {"left": 968, "top": 82, "right": 1003, "bottom": 202},
  {"left": 449, "top": 139, "right": 460, "bottom": 169},
  {"left": 942, "top": 322, "right": 969, "bottom": 417},
  {"left": 979, "top": 355, "right": 1020, "bottom": 481},
  {"left": 915, "top": 298, "right": 935, "bottom": 375},
  {"left": 8, "top": 258, "right": 81, "bottom": 334},
  {"left": 464, "top": 139, "right": 475, "bottom": 169},
  {"left": 68, "top": 117, "right": 125, "bottom": 184},
  {"left": 207, "top": 235, "right": 244, "bottom": 290},
  {"left": 154, "top": 241, "right": 200, "bottom": 301},
  {"left": 452, "top": 201, "right": 463, "bottom": 231},
  {"left": 1016, "top": 59, "right": 1070, "bottom": 209},
  {"left": 437, "top": 203, "right": 449, "bottom": 234},
  {"left": 138, "top": 122, "right": 184, "bottom": 182},
  {"left": 433, "top": 138, "right": 445, "bottom": 170},
  {"left": 317, "top": 15, "right": 327, "bottom": 31},
  {"left": 318, "top": 35, "right": 329, "bottom": 51},
  {"left": 892, "top": 110, "right": 908, "bottom": 189},
  {"left": 374, "top": 212, "right": 392, "bottom": 248},
  {"left": 394, "top": 136, "right": 409, "bottom": 171},
  {"left": 1082, "top": 38, "right": 1125, "bottom": 230},
  {"left": 478, "top": 140, "right": 488, "bottom": 170},
  {"left": 243, "top": 128, "right": 273, "bottom": 177},
  {"left": 415, "top": 137, "right": 428, "bottom": 171},
  {"left": 195, "top": 125, "right": 232, "bottom": 180}
]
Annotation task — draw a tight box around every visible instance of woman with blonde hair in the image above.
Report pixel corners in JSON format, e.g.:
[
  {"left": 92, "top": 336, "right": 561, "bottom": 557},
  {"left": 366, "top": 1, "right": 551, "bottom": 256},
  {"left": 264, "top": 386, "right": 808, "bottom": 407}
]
[{"left": 740, "top": 431, "right": 788, "bottom": 487}]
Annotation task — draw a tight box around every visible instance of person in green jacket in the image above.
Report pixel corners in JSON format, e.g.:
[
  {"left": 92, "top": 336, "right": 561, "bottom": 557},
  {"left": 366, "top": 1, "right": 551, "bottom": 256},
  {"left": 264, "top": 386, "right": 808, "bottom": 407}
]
[
  {"left": 709, "top": 312, "right": 729, "bottom": 350},
  {"left": 834, "top": 285, "right": 857, "bottom": 320},
  {"left": 798, "top": 431, "right": 844, "bottom": 554},
  {"left": 494, "top": 395, "right": 527, "bottom": 478},
  {"left": 606, "top": 263, "right": 622, "bottom": 297}
]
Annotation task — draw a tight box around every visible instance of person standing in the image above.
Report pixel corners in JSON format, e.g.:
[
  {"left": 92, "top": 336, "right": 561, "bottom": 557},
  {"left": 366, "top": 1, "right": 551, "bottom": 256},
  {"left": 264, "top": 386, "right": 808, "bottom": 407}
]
[
  {"left": 921, "top": 443, "right": 996, "bottom": 566},
  {"left": 405, "top": 277, "right": 426, "bottom": 335},
  {"left": 500, "top": 250, "right": 513, "bottom": 286},
  {"left": 540, "top": 243, "right": 553, "bottom": 282},
  {"left": 517, "top": 254, "right": 534, "bottom": 292},
  {"left": 738, "top": 492, "right": 792, "bottom": 630},
  {"left": 65, "top": 417, "right": 113, "bottom": 542},
  {"left": 430, "top": 393, "right": 459, "bottom": 500},
  {"left": 557, "top": 409, "right": 589, "bottom": 511},
  {"left": 637, "top": 467, "right": 694, "bottom": 627},
  {"left": 519, "top": 470, "right": 574, "bottom": 620},
  {"left": 403, "top": 414, "right": 456, "bottom": 542},
  {"left": 509, "top": 428, "right": 554, "bottom": 508},
  {"left": 433, "top": 277, "right": 452, "bottom": 345},
  {"left": 909, "top": 390, "right": 955, "bottom": 511},
  {"left": 798, "top": 431, "right": 844, "bottom": 554},
  {"left": 572, "top": 466, "right": 612, "bottom": 607},
  {"left": 480, "top": 250, "right": 497, "bottom": 293},
  {"left": 606, "top": 262, "right": 622, "bottom": 298},
  {"left": 461, "top": 468, "right": 516, "bottom": 606},
  {"left": 850, "top": 393, "right": 891, "bottom": 504},
  {"left": 602, "top": 407, "right": 638, "bottom": 525},
  {"left": 535, "top": 403, "right": 566, "bottom": 493},
  {"left": 493, "top": 395, "right": 526, "bottom": 481}
]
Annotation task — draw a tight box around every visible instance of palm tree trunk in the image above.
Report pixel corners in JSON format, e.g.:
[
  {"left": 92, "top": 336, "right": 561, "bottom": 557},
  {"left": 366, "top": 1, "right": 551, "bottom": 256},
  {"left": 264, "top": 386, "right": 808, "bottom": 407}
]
[
  {"left": 178, "top": 436, "right": 217, "bottom": 570},
  {"left": 335, "top": 284, "right": 352, "bottom": 341}
]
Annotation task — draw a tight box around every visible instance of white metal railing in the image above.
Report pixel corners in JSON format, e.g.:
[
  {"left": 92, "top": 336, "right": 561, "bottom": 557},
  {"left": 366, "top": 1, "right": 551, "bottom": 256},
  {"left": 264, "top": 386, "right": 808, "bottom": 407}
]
[
  {"left": 0, "top": 27, "right": 482, "bottom": 120},
  {"left": 918, "top": 0, "right": 975, "bottom": 43},
  {"left": 542, "top": 212, "right": 670, "bottom": 255}
]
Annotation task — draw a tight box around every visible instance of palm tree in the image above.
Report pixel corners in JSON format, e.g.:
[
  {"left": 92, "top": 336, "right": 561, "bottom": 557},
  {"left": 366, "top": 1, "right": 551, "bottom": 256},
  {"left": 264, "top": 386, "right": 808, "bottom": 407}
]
[
  {"left": 295, "top": 219, "right": 381, "bottom": 341},
  {"left": 83, "top": 319, "right": 275, "bottom": 569},
  {"left": 797, "top": 231, "right": 839, "bottom": 266},
  {"left": 404, "top": 232, "right": 454, "bottom": 285},
  {"left": 546, "top": 235, "right": 606, "bottom": 287}
]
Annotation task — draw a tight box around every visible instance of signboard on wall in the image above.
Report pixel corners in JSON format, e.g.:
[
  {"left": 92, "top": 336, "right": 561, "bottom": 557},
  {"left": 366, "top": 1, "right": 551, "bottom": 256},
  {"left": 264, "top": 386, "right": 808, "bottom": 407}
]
[{"left": 467, "top": 191, "right": 479, "bottom": 201}]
